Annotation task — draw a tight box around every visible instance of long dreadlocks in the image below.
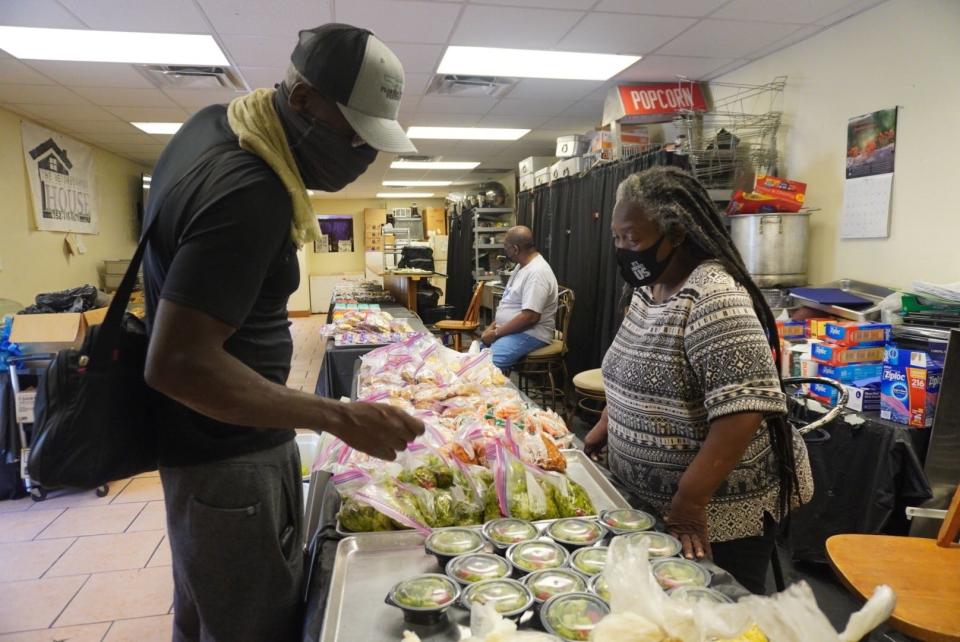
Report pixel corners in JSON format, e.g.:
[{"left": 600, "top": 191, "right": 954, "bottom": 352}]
[{"left": 615, "top": 165, "right": 799, "bottom": 519}]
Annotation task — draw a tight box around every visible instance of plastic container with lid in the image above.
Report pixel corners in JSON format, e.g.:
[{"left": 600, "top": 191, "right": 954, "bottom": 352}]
[
  {"left": 540, "top": 592, "right": 610, "bottom": 641},
  {"left": 588, "top": 573, "right": 609, "bottom": 603},
  {"left": 599, "top": 508, "right": 656, "bottom": 535},
  {"left": 523, "top": 568, "right": 588, "bottom": 604},
  {"left": 445, "top": 552, "right": 512, "bottom": 586},
  {"left": 506, "top": 540, "right": 570, "bottom": 576},
  {"left": 622, "top": 531, "right": 683, "bottom": 558},
  {"left": 425, "top": 527, "right": 486, "bottom": 568},
  {"left": 546, "top": 518, "right": 606, "bottom": 550},
  {"left": 651, "top": 557, "right": 711, "bottom": 591},
  {"left": 483, "top": 518, "right": 540, "bottom": 551},
  {"left": 569, "top": 546, "right": 608, "bottom": 577},
  {"left": 385, "top": 574, "right": 461, "bottom": 626},
  {"left": 669, "top": 586, "right": 732, "bottom": 604},
  {"left": 460, "top": 578, "right": 534, "bottom": 621}
]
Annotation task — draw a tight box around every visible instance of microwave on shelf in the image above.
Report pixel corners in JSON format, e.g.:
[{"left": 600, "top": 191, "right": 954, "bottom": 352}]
[{"left": 392, "top": 216, "right": 424, "bottom": 241}]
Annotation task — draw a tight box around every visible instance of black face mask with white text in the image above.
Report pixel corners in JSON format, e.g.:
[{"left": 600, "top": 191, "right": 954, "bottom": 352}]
[
  {"left": 273, "top": 83, "right": 377, "bottom": 191},
  {"left": 615, "top": 235, "right": 676, "bottom": 289}
]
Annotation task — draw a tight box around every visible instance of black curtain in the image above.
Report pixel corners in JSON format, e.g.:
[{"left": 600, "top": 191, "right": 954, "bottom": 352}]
[
  {"left": 516, "top": 191, "right": 534, "bottom": 228},
  {"left": 525, "top": 149, "right": 690, "bottom": 377},
  {"left": 445, "top": 205, "right": 475, "bottom": 318}
]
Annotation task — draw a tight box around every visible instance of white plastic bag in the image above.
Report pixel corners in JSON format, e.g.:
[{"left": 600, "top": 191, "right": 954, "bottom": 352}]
[{"left": 467, "top": 602, "right": 558, "bottom": 642}]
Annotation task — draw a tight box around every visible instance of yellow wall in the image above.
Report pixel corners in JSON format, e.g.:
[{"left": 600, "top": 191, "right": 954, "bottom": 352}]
[
  {"left": 0, "top": 106, "right": 146, "bottom": 306},
  {"left": 711, "top": 0, "right": 960, "bottom": 290},
  {"left": 306, "top": 197, "right": 448, "bottom": 276}
]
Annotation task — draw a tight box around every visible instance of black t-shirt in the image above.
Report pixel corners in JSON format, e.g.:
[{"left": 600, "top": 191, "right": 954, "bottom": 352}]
[{"left": 143, "top": 105, "right": 298, "bottom": 467}]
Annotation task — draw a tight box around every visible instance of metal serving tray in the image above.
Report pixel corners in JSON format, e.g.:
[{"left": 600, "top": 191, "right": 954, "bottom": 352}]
[
  {"left": 789, "top": 279, "right": 895, "bottom": 322},
  {"left": 335, "top": 449, "right": 630, "bottom": 537}
]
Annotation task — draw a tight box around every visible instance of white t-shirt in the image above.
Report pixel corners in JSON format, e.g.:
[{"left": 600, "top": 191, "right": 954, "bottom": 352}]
[{"left": 495, "top": 254, "right": 558, "bottom": 344}]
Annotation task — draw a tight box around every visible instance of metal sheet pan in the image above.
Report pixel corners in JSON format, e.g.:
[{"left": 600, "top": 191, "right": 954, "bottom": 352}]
[
  {"left": 335, "top": 449, "right": 630, "bottom": 537},
  {"left": 789, "top": 279, "right": 895, "bottom": 322}
]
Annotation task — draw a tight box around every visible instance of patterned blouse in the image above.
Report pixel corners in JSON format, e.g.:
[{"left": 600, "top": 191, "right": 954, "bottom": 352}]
[{"left": 602, "top": 261, "right": 813, "bottom": 542}]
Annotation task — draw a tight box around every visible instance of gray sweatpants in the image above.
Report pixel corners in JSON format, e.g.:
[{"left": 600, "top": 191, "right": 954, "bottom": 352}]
[{"left": 160, "top": 440, "right": 304, "bottom": 642}]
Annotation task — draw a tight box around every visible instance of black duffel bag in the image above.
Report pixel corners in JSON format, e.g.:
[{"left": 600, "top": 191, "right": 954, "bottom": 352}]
[{"left": 397, "top": 245, "right": 434, "bottom": 271}]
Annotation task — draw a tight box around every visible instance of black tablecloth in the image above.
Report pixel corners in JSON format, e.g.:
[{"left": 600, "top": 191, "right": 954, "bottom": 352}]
[{"left": 314, "top": 307, "right": 427, "bottom": 400}]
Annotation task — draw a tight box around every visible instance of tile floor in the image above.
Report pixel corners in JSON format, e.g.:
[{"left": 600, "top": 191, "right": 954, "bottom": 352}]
[{"left": 0, "top": 315, "right": 326, "bottom": 641}]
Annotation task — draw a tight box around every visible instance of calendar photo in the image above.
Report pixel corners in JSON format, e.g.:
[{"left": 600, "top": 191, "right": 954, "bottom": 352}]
[{"left": 846, "top": 108, "right": 898, "bottom": 179}]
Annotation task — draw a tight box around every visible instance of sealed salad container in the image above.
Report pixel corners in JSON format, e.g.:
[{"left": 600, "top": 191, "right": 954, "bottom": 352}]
[
  {"left": 599, "top": 508, "right": 656, "bottom": 535},
  {"left": 569, "top": 546, "right": 609, "bottom": 577},
  {"left": 651, "top": 557, "right": 711, "bottom": 591},
  {"left": 483, "top": 518, "right": 539, "bottom": 551},
  {"left": 623, "top": 531, "right": 683, "bottom": 558},
  {"left": 546, "top": 518, "right": 606, "bottom": 550},
  {"left": 540, "top": 592, "right": 610, "bottom": 641},
  {"left": 385, "top": 574, "right": 460, "bottom": 626},
  {"left": 523, "top": 568, "right": 588, "bottom": 605},
  {"left": 588, "top": 573, "right": 610, "bottom": 603},
  {"left": 425, "top": 527, "right": 486, "bottom": 568},
  {"left": 669, "top": 586, "right": 732, "bottom": 604},
  {"left": 461, "top": 578, "right": 534, "bottom": 621},
  {"left": 445, "top": 552, "right": 512, "bottom": 586},
  {"left": 506, "top": 539, "right": 570, "bottom": 576}
]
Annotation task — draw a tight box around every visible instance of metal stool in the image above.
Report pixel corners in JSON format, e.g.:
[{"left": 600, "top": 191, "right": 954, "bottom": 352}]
[{"left": 570, "top": 368, "right": 606, "bottom": 423}]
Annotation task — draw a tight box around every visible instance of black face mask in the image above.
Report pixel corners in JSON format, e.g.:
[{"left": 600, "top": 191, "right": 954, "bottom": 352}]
[
  {"left": 616, "top": 235, "right": 677, "bottom": 289},
  {"left": 273, "top": 84, "right": 377, "bottom": 191}
]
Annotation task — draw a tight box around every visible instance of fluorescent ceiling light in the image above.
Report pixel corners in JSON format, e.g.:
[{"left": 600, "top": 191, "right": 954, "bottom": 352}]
[
  {"left": 406, "top": 127, "right": 529, "bottom": 141},
  {"left": 377, "top": 192, "right": 435, "bottom": 198},
  {"left": 390, "top": 160, "right": 480, "bottom": 170},
  {"left": 438, "top": 45, "right": 640, "bottom": 81},
  {"left": 0, "top": 26, "right": 229, "bottom": 65},
  {"left": 382, "top": 180, "right": 452, "bottom": 187},
  {"left": 132, "top": 122, "right": 182, "bottom": 135}
]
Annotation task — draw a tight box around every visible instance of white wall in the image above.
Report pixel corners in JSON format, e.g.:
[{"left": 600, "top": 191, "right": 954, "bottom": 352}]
[{"left": 712, "top": 0, "right": 960, "bottom": 289}]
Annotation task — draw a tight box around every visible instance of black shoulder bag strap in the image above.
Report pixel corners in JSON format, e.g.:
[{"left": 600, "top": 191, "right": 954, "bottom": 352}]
[{"left": 87, "top": 141, "right": 239, "bottom": 371}]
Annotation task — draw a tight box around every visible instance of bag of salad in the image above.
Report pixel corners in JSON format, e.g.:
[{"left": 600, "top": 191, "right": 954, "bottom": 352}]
[
  {"left": 352, "top": 478, "right": 432, "bottom": 536},
  {"left": 333, "top": 470, "right": 395, "bottom": 533},
  {"left": 490, "top": 441, "right": 554, "bottom": 521}
]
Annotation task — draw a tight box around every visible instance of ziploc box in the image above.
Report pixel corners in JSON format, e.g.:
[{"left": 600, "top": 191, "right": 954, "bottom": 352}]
[
  {"left": 776, "top": 319, "right": 806, "bottom": 340},
  {"left": 880, "top": 362, "right": 942, "bottom": 427},
  {"left": 810, "top": 382, "right": 881, "bottom": 412},
  {"left": 811, "top": 342, "right": 885, "bottom": 366},
  {"left": 816, "top": 363, "right": 883, "bottom": 384},
  {"left": 805, "top": 318, "right": 835, "bottom": 340},
  {"left": 825, "top": 321, "right": 892, "bottom": 347}
]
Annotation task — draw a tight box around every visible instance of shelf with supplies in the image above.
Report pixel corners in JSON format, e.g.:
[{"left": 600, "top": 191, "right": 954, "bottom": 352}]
[
  {"left": 475, "top": 207, "right": 514, "bottom": 217},
  {"left": 476, "top": 243, "right": 505, "bottom": 250},
  {"left": 475, "top": 226, "right": 509, "bottom": 233},
  {"left": 472, "top": 208, "right": 514, "bottom": 284}
]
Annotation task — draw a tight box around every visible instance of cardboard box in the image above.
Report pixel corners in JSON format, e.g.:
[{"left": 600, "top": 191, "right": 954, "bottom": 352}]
[
  {"left": 809, "top": 382, "right": 880, "bottom": 412},
  {"left": 825, "top": 321, "right": 892, "bottom": 347},
  {"left": 884, "top": 344, "right": 938, "bottom": 368},
  {"left": 533, "top": 167, "right": 551, "bottom": 187},
  {"left": 518, "top": 156, "right": 554, "bottom": 176},
  {"left": 776, "top": 319, "right": 806, "bottom": 340},
  {"left": 519, "top": 174, "right": 534, "bottom": 192},
  {"left": 556, "top": 135, "right": 587, "bottom": 158},
  {"left": 816, "top": 363, "right": 883, "bottom": 385},
  {"left": 805, "top": 318, "right": 836, "bottom": 340},
  {"left": 811, "top": 342, "right": 885, "bottom": 366},
  {"left": 880, "top": 362, "right": 942, "bottom": 427},
  {"left": 9, "top": 308, "right": 107, "bottom": 354}
]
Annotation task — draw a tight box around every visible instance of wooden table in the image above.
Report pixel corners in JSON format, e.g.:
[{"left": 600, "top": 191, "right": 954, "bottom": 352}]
[
  {"left": 827, "top": 534, "right": 960, "bottom": 641},
  {"left": 381, "top": 271, "right": 442, "bottom": 313}
]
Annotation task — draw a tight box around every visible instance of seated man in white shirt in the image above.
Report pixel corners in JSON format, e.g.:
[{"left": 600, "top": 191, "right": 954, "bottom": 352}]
[{"left": 481, "top": 226, "right": 559, "bottom": 371}]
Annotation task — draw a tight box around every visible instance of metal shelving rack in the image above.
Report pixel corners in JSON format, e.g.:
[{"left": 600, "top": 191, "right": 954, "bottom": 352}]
[{"left": 472, "top": 207, "right": 513, "bottom": 282}]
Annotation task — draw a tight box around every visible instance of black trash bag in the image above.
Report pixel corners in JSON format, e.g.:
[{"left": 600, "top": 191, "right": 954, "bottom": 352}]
[
  {"left": 420, "top": 305, "right": 456, "bottom": 325},
  {"left": 20, "top": 285, "right": 98, "bottom": 315},
  {"left": 415, "top": 281, "right": 442, "bottom": 310},
  {"left": 0, "top": 372, "right": 26, "bottom": 500},
  {"left": 397, "top": 246, "right": 434, "bottom": 272}
]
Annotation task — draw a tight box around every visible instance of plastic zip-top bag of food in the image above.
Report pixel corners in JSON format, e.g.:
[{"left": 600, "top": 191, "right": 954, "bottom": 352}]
[
  {"left": 351, "top": 478, "right": 432, "bottom": 536},
  {"left": 334, "top": 470, "right": 396, "bottom": 533},
  {"left": 502, "top": 429, "right": 592, "bottom": 519},
  {"left": 490, "top": 441, "right": 554, "bottom": 521}
]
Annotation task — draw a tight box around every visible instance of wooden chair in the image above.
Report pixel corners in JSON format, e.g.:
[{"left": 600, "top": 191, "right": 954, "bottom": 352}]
[
  {"left": 435, "top": 281, "right": 485, "bottom": 352},
  {"left": 827, "top": 484, "right": 960, "bottom": 642},
  {"left": 516, "top": 286, "right": 574, "bottom": 412},
  {"left": 569, "top": 368, "right": 606, "bottom": 425}
]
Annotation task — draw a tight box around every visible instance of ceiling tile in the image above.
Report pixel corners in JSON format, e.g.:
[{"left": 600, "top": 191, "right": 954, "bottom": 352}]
[
  {"left": 657, "top": 19, "right": 803, "bottom": 58},
  {"left": 471, "top": 0, "right": 595, "bottom": 8},
  {"left": 384, "top": 43, "right": 445, "bottom": 74},
  {"left": 559, "top": 97, "right": 606, "bottom": 117},
  {"left": 162, "top": 87, "right": 245, "bottom": 108},
  {"left": 72, "top": 87, "right": 179, "bottom": 108},
  {"left": 713, "top": 0, "right": 859, "bottom": 24},
  {"left": 76, "top": 132, "right": 159, "bottom": 145},
  {"left": 43, "top": 119, "right": 143, "bottom": 134},
  {"left": 219, "top": 35, "right": 292, "bottom": 68},
  {"left": 743, "top": 24, "right": 825, "bottom": 60},
  {"left": 56, "top": 0, "right": 210, "bottom": 33},
  {"left": 103, "top": 105, "right": 189, "bottom": 122},
  {"left": 0, "top": 85, "right": 86, "bottom": 105},
  {"left": 0, "top": 59, "right": 56, "bottom": 85},
  {"left": 407, "top": 140, "right": 472, "bottom": 156},
  {"left": 614, "top": 55, "right": 734, "bottom": 81},
  {"left": 404, "top": 73, "right": 434, "bottom": 96},
  {"left": 814, "top": 0, "right": 885, "bottom": 26},
  {"left": 23, "top": 61, "right": 156, "bottom": 88},
  {"left": 476, "top": 113, "right": 550, "bottom": 129},
  {"left": 487, "top": 98, "right": 568, "bottom": 118},
  {"left": 196, "top": 0, "right": 332, "bottom": 36},
  {"left": 0, "top": 0, "right": 87, "bottom": 28},
  {"left": 558, "top": 13, "right": 696, "bottom": 54},
  {"left": 416, "top": 95, "right": 498, "bottom": 115},
  {"left": 540, "top": 116, "right": 600, "bottom": 131},
  {"left": 100, "top": 142, "right": 167, "bottom": 155},
  {"left": 450, "top": 6, "right": 584, "bottom": 48},
  {"left": 593, "top": 0, "right": 728, "bottom": 17},
  {"left": 336, "top": 0, "right": 462, "bottom": 44},
  {"left": 701, "top": 58, "right": 750, "bottom": 80},
  {"left": 506, "top": 79, "right": 604, "bottom": 102},
  {"left": 6, "top": 103, "right": 118, "bottom": 121},
  {"left": 408, "top": 113, "right": 484, "bottom": 127},
  {"left": 239, "top": 66, "right": 285, "bottom": 90}
]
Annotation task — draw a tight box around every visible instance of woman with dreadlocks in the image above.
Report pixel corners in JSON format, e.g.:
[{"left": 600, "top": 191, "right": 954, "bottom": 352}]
[{"left": 584, "top": 166, "right": 813, "bottom": 594}]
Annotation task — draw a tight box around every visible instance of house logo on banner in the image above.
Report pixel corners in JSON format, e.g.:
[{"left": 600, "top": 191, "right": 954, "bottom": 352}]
[{"left": 21, "top": 121, "right": 98, "bottom": 234}]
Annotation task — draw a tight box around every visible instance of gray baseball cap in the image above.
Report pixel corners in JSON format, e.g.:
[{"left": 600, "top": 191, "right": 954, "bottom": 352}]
[{"left": 291, "top": 24, "right": 416, "bottom": 153}]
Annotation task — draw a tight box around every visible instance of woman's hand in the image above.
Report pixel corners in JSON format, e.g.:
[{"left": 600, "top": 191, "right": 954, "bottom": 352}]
[
  {"left": 665, "top": 493, "right": 711, "bottom": 560},
  {"left": 584, "top": 411, "right": 608, "bottom": 460}
]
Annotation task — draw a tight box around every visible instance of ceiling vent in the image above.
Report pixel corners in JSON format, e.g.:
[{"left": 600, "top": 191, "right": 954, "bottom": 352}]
[
  {"left": 137, "top": 65, "right": 248, "bottom": 91},
  {"left": 427, "top": 74, "right": 517, "bottom": 99},
  {"left": 396, "top": 155, "right": 436, "bottom": 162}
]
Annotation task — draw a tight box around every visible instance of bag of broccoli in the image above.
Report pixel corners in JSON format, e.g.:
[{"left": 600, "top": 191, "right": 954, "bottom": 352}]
[
  {"left": 396, "top": 444, "right": 455, "bottom": 490},
  {"left": 334, "top": 470, "right": 396, "bottom": 533}
]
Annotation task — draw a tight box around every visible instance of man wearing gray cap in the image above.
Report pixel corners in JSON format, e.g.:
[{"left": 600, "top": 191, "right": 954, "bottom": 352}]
[{"left": 142, "top": 24, "right": 422, "bottom": 641}]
